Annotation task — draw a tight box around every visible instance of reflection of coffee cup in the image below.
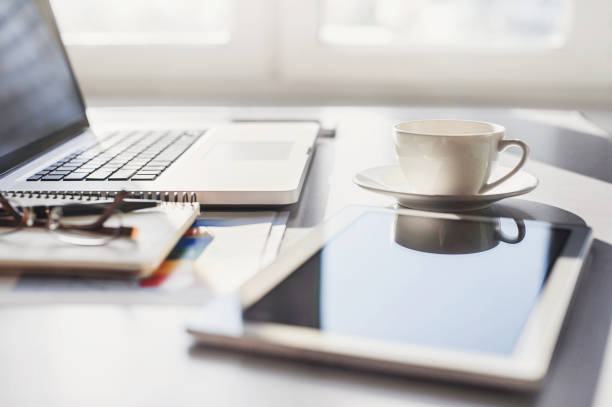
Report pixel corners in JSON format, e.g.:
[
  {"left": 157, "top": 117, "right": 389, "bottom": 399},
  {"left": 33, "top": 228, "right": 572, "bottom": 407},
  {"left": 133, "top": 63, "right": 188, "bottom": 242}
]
[
  {"left": 392, "top": 214, "right": 525, "bottom": 254},
  {"left": 393, "top": 120, "right": 529, "bottom": 195}
]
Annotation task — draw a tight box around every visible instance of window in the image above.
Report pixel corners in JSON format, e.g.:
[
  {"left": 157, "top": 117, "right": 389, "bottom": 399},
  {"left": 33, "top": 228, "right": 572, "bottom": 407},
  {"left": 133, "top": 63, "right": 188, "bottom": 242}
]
[
  {"left": 49, "top": 0, "right": 612, "bottom": 105},
  {"left": 49, "top": 0, "right": 272, "bottom": 98},
  {"left": 320, "top": 0, "right": 569, "bottom": 48},
  {"left": 51, "top": 0, "right": 232, "bottom": 45},
  {"left": 278, "top": 0, "right": 612, "bottom": 105}
]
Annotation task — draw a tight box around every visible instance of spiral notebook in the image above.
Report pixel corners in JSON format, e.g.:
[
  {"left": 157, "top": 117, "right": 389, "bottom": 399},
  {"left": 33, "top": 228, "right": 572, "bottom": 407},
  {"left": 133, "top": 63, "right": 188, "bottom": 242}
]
[{"left": 0, "top": 197, "right": 199, "bottom": 277}]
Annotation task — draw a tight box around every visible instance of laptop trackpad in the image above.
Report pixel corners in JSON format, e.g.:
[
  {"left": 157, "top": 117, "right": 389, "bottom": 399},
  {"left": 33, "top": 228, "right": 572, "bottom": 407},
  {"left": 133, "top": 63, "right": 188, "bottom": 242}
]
[{"left": 205, "top": 142, "right": 293, "bottom": 161}]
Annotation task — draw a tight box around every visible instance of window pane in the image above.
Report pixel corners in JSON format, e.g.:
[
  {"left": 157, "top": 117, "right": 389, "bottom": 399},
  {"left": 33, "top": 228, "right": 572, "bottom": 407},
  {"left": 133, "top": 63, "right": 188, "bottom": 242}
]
[
  {"left": 50, "top": 0, "right": 233, "bottom": 45},
  {"left": 320, "top": 0, "right": 569, "bottom": 48}
]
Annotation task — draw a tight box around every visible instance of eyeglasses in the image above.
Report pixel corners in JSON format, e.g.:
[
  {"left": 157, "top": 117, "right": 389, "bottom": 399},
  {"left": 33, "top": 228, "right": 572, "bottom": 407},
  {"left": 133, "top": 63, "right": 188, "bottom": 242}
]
[{"left": 0, "top": 190, "right": 135, "bottom": 246}]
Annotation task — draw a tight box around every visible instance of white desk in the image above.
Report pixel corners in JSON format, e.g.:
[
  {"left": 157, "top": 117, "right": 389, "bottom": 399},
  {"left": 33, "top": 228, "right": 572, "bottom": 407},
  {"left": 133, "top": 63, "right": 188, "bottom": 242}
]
[{"left": 0, "top": 106, "right": 610, "bottom": 407}]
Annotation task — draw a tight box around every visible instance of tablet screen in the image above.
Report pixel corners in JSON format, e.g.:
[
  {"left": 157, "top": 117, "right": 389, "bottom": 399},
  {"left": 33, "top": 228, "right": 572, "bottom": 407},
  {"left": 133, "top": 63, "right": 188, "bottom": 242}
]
[{"left": 244, "top": 212, "right": 570, "bottom": 356}]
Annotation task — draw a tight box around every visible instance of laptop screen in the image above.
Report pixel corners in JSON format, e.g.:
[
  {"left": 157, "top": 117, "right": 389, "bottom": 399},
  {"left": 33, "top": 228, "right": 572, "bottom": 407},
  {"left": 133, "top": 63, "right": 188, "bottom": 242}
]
[{"left": 0, "top": 0, "right": 87, "bottom": 176}]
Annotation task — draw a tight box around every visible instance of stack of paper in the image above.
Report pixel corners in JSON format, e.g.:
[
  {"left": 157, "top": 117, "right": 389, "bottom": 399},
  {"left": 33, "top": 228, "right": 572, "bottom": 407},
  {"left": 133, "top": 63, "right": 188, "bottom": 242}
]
[
  {"left": 0, "top": 211, "right": 288, "bottom": 304},
  {"left": 0, "top": 202, "right": 199, "bottom": 276}
]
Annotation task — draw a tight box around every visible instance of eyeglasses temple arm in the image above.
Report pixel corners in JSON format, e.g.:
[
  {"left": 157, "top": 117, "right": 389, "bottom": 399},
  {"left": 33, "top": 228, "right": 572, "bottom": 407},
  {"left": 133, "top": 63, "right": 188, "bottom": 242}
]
[
  {"left": 0, "top": 193, "right": 25, "bottom": 222},
  {"left": 80, "top": 190, "right": 130, "bottom": 230}
]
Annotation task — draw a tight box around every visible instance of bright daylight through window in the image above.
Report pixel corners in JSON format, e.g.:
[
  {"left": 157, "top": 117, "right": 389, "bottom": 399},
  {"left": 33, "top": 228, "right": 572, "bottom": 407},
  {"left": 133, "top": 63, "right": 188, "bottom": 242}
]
[
  {"left": 50, "top": 0, "right": 232, "bottom": 45},
  {"left": 320, "top": 0, "right": 570, "bottom": 48}
]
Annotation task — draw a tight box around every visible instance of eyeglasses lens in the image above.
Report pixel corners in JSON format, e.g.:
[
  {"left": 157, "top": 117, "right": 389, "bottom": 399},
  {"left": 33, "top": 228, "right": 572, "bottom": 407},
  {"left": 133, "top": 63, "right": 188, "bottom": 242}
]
[{"left": 48, "top": 204, "right": 123, "bottom": 246}]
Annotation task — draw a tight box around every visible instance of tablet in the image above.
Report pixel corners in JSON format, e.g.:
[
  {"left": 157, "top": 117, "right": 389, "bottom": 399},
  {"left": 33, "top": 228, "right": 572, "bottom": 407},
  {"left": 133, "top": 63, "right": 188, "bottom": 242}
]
[{"left": 188, "top": 207, "right": 592, "bottom": 390}]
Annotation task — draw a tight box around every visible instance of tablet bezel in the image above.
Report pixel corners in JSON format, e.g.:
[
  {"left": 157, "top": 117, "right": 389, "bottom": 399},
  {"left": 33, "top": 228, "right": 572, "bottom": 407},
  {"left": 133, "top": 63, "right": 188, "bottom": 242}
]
[{"left": 195, "top": 206, "right": 593, "bottom": 390}]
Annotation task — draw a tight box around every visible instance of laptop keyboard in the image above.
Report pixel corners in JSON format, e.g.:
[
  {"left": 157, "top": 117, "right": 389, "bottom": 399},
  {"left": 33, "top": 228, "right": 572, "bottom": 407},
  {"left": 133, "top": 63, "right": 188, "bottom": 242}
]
[{"left": 26, "top": 130, "right": 203, "bottom": 182}]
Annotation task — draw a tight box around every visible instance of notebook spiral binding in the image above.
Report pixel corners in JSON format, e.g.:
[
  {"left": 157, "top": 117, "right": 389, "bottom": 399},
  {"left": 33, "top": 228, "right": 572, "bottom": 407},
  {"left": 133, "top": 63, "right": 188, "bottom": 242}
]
[{"left": 0, "top": 190, "right": 199, "bottom": 204}]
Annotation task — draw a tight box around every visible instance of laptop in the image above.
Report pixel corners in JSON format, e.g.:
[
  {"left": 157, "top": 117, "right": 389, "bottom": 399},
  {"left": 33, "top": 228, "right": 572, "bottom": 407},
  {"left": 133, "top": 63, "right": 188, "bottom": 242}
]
[{"left": 0, "top": 0, "right": 319, "bottom": 205}]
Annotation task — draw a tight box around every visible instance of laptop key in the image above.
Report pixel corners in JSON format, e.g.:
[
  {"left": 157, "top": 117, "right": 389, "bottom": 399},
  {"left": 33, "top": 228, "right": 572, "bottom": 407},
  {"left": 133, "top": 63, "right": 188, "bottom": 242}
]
[
  {"left": 131, "top": 174, "right": 157, "bottom": 180},
  {"left": 86, "top": 171, "right": 114, "bottom": 181},
  {"left": 27, "top": 175, "right": 43, "bottom": 181},
  {"left": 98, "top": 165, "right": 123, "bottom": 172},
  {"left": 149, "top": 160, "right": 172, "bottom": 165},
  {"left": 41, "top": 174, "right": 65, "bottom": 181},
  {"left": 130, "top": 159, "right": 149, "bottom": 164},
  {"left": 109, "top": 170, "right": 136, "bottom": 180},
  {"left": 63, "top": 172, "right": 90, "bottom": 181},
  {"left": 136, "top": 170, "right": 161, "bottom": 176}
]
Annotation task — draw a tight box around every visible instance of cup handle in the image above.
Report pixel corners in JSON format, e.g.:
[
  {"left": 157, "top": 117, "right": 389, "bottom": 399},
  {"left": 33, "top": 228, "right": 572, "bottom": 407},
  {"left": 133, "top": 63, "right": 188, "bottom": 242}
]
[
  {"left": 479, "top": 140, "right": 529, "bottom": 194},
  {"left": 496, "top": 218, "right": 526, "bottom": 244}
]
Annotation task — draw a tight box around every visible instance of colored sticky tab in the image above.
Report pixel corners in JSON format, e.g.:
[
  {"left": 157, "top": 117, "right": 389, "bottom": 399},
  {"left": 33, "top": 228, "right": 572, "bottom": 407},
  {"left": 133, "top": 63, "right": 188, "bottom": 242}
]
[{"left": 139, "top": 260, "right": 181, "bottom": 287}]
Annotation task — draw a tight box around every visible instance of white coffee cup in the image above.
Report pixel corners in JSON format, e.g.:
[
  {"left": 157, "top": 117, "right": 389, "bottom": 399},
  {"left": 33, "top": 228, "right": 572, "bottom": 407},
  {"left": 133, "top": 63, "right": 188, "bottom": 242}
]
[{"left": 393, "top": 119, "right": 529, "bottom": 195}]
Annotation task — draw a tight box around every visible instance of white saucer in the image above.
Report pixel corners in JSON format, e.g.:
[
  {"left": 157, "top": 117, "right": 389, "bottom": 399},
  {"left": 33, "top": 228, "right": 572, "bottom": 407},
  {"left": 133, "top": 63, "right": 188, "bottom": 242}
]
[{"left": 353, "top": 164, "right": 539, "bottom": 212}]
